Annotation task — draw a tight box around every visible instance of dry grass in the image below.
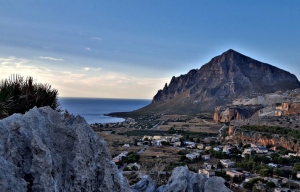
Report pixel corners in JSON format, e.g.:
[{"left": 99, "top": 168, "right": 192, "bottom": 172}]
[
  {"left": 139, "top": 146, "right": 181, "bottom": 164},
  {"left": 158, "top": 114, "right": 188, "bottom": 121},
  {"left": 96, "top": 132, "right": 142, "bottom": 156},
  {"left": 157, "top": 117, "right": 221, "bottom": 134}
]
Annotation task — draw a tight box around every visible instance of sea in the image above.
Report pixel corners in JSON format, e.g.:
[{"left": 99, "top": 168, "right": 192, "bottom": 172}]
[{"left": 59, "top": 98, "right": 151, "bottom": 124}]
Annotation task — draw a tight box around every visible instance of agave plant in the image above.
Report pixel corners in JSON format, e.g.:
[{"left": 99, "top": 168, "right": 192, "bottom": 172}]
[{"left": 0, "top": 74, "right": 60, "bottom": 119}]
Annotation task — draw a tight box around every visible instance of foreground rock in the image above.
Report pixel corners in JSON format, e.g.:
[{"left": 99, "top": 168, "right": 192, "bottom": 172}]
[
  {"left": 0, "top": 107, "right": 130, "bottom": 192},
  {"left": 135, "top": 166, "right": 231, "bottom": 192},
  {"left": 132, "top": 175, "right": 156, "bottom": 192}
]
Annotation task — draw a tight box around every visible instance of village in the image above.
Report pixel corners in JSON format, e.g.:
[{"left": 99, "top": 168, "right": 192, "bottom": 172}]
[{"left": 95, "top": 116, "right": 300, "bottom": 192}]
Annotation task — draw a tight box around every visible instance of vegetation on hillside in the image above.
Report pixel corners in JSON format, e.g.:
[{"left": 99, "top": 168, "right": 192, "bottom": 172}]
[
  {"left": 241, "top": 125, "right": 300, "bottom": 139},
  {"left": 0, "top": 74, "right": 59, "bottom": 119}
]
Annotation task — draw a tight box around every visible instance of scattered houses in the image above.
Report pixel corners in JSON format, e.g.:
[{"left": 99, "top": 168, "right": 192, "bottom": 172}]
[
  {"left": 197, "top": 144, "right": 204, "bottom": 150},
  {"left": 226, "top": 170, "right": 244, "bottom": 178},
  {"left": 186, "top": 152, "right": 200, "bottom": 160},
  {"left": 220, "top": 159, "right": 235, "bottom": 168}
]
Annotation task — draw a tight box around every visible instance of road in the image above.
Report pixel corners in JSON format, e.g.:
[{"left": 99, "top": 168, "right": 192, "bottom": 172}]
[{"left": 150, "top": 123, "right": 160, "bottom": 130}]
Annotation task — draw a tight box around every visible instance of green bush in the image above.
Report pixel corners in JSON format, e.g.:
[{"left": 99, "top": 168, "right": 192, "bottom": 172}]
[
  {"left": 126, "top": 153, "right": 140, "bottom": 163},
  {"left": 0, "top": 74, "right": 59, "bottom": 118},
  {"left": 266, "top": 181, "right": 275, "bottom": 188}
]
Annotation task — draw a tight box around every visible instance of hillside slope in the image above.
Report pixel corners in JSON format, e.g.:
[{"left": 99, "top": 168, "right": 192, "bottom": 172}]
[{"left": 138, "top": 49, "right": 300, "bottom": 115}]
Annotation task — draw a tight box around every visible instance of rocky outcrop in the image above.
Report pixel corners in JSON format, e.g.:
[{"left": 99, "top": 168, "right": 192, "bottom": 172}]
[
  {"left": 138, "top": 49, "right": 300, "bottom": 115},
  {"left": 213, "top": 105, "right": 262, "bottom": 123},
  {"left": 0, "top": 107, "right": 130, "bottom": 192},
  {"left": 281, "top": 103, "right": 300, "bottom": 116},
  {"left": 132, "top": 175, "right": 156, "bottom": 192},
  {"left": 230, "top": 127, "right": 300, "bottom": 153},
  {"left": 156, "top": 166, "right": 231, "bottom": 192}
]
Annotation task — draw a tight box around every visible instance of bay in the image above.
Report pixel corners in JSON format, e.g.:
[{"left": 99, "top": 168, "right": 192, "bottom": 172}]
[{"left": 58, "top": 98, "right": 151, "bottom": 124}]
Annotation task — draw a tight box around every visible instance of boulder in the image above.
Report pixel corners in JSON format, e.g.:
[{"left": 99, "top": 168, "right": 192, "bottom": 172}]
[
  {"left": 132, "top": 175, "right": 156, "bottom": 192},
  {"left": 205, "top": 177, "right": 231, "bottom": 192},
  {"left": 0, "top": 107, "right": 130, "bottom": 192},
  {"left": 156, "top": 166, "right": 231, "bottom": 192}
]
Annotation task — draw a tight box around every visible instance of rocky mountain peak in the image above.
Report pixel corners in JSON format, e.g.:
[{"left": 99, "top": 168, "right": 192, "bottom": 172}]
[{"left": 137, "top": 50, "right": 300, "bottom": 115}]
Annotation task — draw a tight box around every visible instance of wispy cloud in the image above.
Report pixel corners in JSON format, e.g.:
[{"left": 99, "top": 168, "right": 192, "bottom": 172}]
[
  {"left": 39, "top": 56, "right": 63, "bottom": 61},
  {"left": 83, "top": 67, "right": 101, "bottom": 71},
  {"left": 0, "top": 56, "right": 167, "bottom": 98},
  {"left": 90, "top": 37, "right": 102, "bottom": 41},
  {"left": 85, "top": 47, "right": 91, "bottom": 51}
]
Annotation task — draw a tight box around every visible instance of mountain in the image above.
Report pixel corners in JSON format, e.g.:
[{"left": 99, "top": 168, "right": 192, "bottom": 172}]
[{"left": 138, "top": 49, "right": 300, "bottom": 115}]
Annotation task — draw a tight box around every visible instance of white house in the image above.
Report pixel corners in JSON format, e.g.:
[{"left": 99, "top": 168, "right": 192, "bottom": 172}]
[
  {"left": 256, "top": 147, "right": 268, "bottom": 154},
  {"left": 197, "top": 144, "right": 204, "bottom": 150},
  {"left": 220, "top": 159, "right": 235, "bottom": 168},
  {"left": 123, "top": 144, "right": 130, "bottom": 147},
  {"left": 268, "top": 163, "right": 278, "bottom": 168},
  {"left": 186, "top": 152, "right": 200, "bottom": 160},
  {"left": 213, "top": 147, "right": 221, "bottom": 152},
  {"left": 199, "top": 169, "right": 215, "bottom": 178},
  {"left": 201, "top": 154, "right": 211, "bottom": 160}
]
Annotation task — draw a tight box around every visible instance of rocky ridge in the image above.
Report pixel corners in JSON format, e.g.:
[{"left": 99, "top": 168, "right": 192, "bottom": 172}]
[
  {"left": 133, "top": 166, "right": 231, "bottom": 192},
  {"left": 214, "top": 89, "right": 300, "bottom": 123},
  {"left": 228, "top": 127, "right": 300, "bottom": 153},
  {"left": 138, "top": 49, "right": 300, "bottom": 115},
  {"left": 0, "top": 107, "right": 130, "bottom": 192}
]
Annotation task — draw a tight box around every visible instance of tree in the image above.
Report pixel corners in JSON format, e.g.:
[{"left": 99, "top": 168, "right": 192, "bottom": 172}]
[
  {"left": 168, "top": 127, "right": 175, "bottom": 134},
  {"left": 126, "top": 153, "right": 140, "bottom": 163},
  {"left": 266, "top": 181, "right": 275, "bottom": 188},
  {"left": 179, "top": 155, "right": 186, "bottom": 162},
  {"left": 161, "top": 141, "right": 170, "bottom": 146},
  {"left": 0, "top": 74, "right": 59, "bottom": 119},
  {"left": 238, "top": 141, "right": 243, "bottom": 148},
  {"left": 259, "top": 167, "right": 272, "bottom": 177}
]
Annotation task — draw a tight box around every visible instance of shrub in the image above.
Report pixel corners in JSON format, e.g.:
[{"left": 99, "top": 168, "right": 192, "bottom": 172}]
[{"left": 0, "top": 74, "right": 59, "bottom": 118}]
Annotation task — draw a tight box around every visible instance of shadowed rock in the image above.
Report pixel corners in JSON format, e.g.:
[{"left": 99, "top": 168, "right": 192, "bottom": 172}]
[
  {"left": 132, "top": 175, "right": 156, "bottom": 192},
  {"left": 155, "top": 166, "right": 231, "bottom": 192}
]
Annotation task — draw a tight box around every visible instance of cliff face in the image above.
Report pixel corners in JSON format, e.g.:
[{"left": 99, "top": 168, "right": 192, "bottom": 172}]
[
  {"left": 0, "top": 107, "right": 130, "bottom": 192},
  {"left": 230, "top": 127, "right": 300, "bottom": 153},
  {"left": 213, "top": 105, "right": 262, "bottom": 123},
  {"left": 141, "top": 49, "right": 300, "bottom": 114}
]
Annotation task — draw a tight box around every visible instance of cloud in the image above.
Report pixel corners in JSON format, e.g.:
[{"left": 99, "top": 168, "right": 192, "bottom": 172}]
[
  {"left": 85, "top": 47, "right": 91, "bottom": 51},
  {"left": 0, "top": 56, "right": 168, "bottom": 99},
  {"left": 90, "top": 37, "right": 102, "bottom": 41},
  {"left": 39, "top": 56, "right": 63, "bottom": 61},
  {"left": 83, "top": 67, "right": 101, "bottom": 71}
]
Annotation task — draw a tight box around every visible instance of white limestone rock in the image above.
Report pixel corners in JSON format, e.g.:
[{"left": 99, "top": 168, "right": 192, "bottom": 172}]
[
  {"left": 0, "top": 107, "right": 130, "bottom": 192},
  {"left": 156, "top": 166, "right": 231, "bottom": 192},
  {"left": 132, "top": 175, "right": 156, "bottom": 192}
]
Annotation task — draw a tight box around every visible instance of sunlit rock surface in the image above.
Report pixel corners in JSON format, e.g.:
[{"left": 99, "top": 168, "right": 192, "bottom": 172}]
[{"left": 0, "top": 107, "right": 130, "bottom": 192}]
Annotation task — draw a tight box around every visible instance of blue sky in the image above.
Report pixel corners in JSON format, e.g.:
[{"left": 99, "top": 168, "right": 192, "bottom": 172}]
[{"left": 0, "top": 1, "right": 300, "bottom": 99}]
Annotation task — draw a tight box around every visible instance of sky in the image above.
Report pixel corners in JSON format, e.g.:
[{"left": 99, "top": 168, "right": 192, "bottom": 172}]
[{"left": 0, "top": 1, "right": 300, "bottom": 99}]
